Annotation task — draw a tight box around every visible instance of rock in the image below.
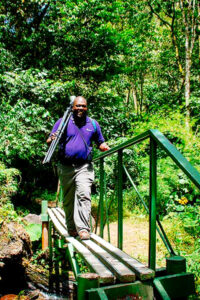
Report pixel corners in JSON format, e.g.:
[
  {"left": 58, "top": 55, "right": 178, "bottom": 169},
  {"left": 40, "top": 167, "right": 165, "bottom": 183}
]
[
  {"left": 23, "top": 214, "right": 42, "bottom": 225},
  {"left": 0, "top": 294, "right": 18, "bottom": 300},
  {"left": 0, "top": 222, "right": 32, "bottom": 261},
  {"left": 0, "top": 295, "right": 29, "bottom": 300},
  {"left": 0, "top": 222, "right": 32, "bottom": 294}
]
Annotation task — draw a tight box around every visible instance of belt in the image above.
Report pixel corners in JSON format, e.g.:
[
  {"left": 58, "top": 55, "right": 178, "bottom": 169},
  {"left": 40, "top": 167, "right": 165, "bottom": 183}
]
[{"left": 59, "top": 158, "right": 88, "bottom": 167}]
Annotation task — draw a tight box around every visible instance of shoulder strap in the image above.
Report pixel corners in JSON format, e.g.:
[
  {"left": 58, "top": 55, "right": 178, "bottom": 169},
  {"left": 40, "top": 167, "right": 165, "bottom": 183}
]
[{"left": 90, "top": 118, "right": 97, "bottom": 132}]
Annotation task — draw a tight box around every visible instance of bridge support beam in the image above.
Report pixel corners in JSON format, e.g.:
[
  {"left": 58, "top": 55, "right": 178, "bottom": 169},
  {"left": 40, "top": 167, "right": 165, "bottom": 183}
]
[
  {"left": 77, "top": 273, "right": 99, "bottom": 300},
  {"left": 149, "top": 138, "right": 157, "bottom": 270},
  {"left": 41, "top": 200, "right": 49, "bottom": 250},
  {"left": 118, "top": 149, "right": 123, "bottom": 250},
  {"left": 100, "top": 158, "right": 105, "bottom": 238}
]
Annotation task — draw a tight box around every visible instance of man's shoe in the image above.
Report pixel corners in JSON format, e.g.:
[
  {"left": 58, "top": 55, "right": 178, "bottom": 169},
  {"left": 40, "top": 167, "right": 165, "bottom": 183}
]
[
  {"left": 68, "top": 229, "right": 78, "bottom": 237},
  {"left": 78, "top": 230, "right": 90, "bottom": 240}
]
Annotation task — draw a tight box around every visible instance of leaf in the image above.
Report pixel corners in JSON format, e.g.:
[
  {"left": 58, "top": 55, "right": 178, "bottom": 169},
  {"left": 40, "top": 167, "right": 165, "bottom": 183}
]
[{"left": 24, "top": 223, "right": 42, "bottom": 241}]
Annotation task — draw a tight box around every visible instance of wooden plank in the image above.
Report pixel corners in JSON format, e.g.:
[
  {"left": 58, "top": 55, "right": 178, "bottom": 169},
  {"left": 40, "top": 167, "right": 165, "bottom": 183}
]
[
  {"left": 81, "top": 239, "right": 136, "bottom": 283},
  {"left": 51, "top": 208, "right": 154, "bottom": 280},
  {"left": 90, "top": 233, "right": 155, "bottom": 280},
  {"left": 48, "top": 208, "right": 68, "bottom": 237},
  {"left": 47, "top": 208, "right": 114, "bottom": 284},
  {"left": 51, "top": 208, "right": 68, "bottom": 233}
]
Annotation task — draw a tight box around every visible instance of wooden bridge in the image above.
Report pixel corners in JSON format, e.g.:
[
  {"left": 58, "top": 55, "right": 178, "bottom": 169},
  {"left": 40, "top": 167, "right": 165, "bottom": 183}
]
[{"left": 41, "top": 130, "right": 198, "bottom": 299}]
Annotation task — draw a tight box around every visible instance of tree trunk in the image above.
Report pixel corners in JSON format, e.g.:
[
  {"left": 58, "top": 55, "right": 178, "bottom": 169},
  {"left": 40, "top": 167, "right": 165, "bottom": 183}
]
[
  {"left": 132, "top": 85, "right": 138, "bottom": 114},
  {"left": 185, "top": 24, "right": 191, "bottom": 129}
]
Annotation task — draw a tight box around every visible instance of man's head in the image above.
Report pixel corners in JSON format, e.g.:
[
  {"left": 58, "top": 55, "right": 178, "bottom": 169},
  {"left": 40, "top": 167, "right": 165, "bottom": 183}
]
[{"left": 72, "top": 96, "right": 88, "bottom": 119}]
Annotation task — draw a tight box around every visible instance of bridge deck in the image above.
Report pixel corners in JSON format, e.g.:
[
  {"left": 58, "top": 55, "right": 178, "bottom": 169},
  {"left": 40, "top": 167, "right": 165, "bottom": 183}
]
[{"left": 47, "top": 207, "right": 154, "bottom": 284}]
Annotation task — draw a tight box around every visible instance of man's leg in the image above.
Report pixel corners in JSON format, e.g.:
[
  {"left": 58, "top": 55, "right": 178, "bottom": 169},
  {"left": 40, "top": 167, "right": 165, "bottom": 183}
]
[
  {"left": 74, "top": 163, "right": 94, "bottom": 235},
  {"left": 57, "top": 163, "right": 76, "bottom": 234}
]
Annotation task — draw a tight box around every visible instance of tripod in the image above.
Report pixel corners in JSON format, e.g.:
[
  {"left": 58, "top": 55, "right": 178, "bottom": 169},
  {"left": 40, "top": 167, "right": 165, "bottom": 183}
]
[{"left": 42, "top": 97, "right": 75, "bottom": 164}]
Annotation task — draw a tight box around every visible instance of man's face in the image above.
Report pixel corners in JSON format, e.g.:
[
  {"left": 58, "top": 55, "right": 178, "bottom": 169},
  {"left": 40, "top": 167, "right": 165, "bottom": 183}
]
[{"left": 72, "top": 97, "right": 88, "bottom": 118}]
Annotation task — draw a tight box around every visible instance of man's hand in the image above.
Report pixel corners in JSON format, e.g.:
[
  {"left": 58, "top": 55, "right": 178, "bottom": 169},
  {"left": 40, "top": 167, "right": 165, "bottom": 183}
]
[
  {"left": 46, "top": 132, "right": 58, "bottom": 143},
  {"left": 99, "top": 142, "right": 110, "bottom": 152}
]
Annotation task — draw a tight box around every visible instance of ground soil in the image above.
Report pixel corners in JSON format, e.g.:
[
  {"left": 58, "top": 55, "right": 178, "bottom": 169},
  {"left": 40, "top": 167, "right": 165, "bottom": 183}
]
[{"left": 101, "top": 215, "right": 167, "bottom": 268}]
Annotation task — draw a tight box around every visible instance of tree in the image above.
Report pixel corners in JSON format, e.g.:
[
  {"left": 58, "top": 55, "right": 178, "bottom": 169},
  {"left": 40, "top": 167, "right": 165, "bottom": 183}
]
[{"left": 147, "top": 0, "right": 200, "bottom": 126}]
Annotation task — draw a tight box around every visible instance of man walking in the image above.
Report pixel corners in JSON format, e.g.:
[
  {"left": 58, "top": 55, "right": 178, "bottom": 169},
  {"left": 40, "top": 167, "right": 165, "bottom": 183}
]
[{"left": 47, "top": 96, "right": 109, "bottom": 240}]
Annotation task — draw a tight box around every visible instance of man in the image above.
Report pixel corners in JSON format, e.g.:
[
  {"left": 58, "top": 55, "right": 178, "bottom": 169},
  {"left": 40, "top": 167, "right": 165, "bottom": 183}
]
[{"left": 47, "top": 96, "right": 110, "bottom": 240}]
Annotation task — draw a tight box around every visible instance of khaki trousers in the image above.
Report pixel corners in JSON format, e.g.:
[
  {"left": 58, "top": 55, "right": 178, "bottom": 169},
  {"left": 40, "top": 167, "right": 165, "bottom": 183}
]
[{"left": 57, "top": 162, "right": 94, "bottom": 233}]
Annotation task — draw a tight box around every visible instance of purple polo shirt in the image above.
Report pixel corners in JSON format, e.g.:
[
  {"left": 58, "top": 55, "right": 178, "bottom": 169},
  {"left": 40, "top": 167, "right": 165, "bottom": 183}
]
[{"left": 50, "top": 116, "right": 105, "bottom": 162}]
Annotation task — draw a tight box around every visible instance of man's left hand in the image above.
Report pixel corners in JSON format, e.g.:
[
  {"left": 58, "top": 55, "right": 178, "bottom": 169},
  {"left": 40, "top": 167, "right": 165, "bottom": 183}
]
[{"left": 99, "top": 142, "right": 110, "bottom": 152}]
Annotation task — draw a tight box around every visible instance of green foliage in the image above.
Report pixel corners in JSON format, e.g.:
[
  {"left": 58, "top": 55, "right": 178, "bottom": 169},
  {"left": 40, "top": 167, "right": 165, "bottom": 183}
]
[
  {"left": 24, "top": 223, "right": 42, "bottom": 242},
  {"left": 0, "top": 202, "right": 19, "bottom": 223},
  {"left": 0, "top": 161, "right": 21, "bottom": 204},
  {"left": 75, "top": 253, "right": 90, "bottom": 273}
]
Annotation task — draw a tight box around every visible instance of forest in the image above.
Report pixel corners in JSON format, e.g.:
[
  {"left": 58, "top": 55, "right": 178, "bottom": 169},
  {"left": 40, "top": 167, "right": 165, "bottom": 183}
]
[{"left": 0, "top": 0, "right": 200, "bottom": 298}]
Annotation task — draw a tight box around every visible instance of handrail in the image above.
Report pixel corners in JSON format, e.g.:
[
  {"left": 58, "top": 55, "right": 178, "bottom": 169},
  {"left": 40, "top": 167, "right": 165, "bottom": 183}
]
[
  {"left": 149, "top": 129, "right": 200, "bottom": 189},
  {"left": 93, "top": 130, "right": 150, "bottom": 162},
  {"left": 93, "top": 129, "right": 200, "bottom": 270},
  {"left": 94, "top": 129, "right": 200, "bottom": 190}
]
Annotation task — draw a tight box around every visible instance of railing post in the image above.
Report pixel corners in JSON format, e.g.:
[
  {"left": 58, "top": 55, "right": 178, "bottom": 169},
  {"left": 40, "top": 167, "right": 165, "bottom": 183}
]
[
  {"left": 149, "top": 138, "right": 157, "bottom": 270},
  {"left": 41, "top": 200, "right": 49, "bottom": 250},
  {"left": 100, "top": 158, "right": 104, "bottom": 238},
  {"left": 118, "top": 149, "right": 123, "bottom": 250}
]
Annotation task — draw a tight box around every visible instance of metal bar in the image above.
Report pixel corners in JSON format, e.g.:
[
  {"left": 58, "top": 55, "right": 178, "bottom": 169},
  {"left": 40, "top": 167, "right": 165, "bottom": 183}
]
[
  {"left": 118, "top": 150, "right": 123, "bottom": 250},
  {"left": 150, "top": 129, "right": 200, "bottom": 189},
  {"left": 100, "top": 158, "right": 105, "bottom": 238},
  {"left": 156, "top": 219, "right": 176, "bottom": 255},
  {"left": 123, "top": 165, "right": 175, "bottom": 255},
  {"left": 123, "top": 165, "right": 148, "bottom": 211},
  {"left": 104, "top": 173, "right": 110, "bottom": 243},
  {"left": 48, "top": 220, "right": 53, "bottom": 292},
  {"left": 95, "top": 201, "right": 100, "bottom": 234},
  {"left": 43, "top": 109, "right": 72, "bottom": 164},
  {"left": 59, "top": 185, "right": 63, "bottom": 208},
  {"left": 66, "top": 243, "right": 80, "bottom": 280},
  {"left": 149, "top": 138, "right": 157, "bottom": 270},
  {"left": 93, "top": 131, "right": 150, "bottom": 162}
]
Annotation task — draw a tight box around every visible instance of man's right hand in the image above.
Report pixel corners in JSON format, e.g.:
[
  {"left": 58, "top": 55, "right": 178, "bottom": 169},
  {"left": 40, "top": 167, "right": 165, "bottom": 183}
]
[{"left": 46, "top": 132, "right": 58, "bottom": 143}]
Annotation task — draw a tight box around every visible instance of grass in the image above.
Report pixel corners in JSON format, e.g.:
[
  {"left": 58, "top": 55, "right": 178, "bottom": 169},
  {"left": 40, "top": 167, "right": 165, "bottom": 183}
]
[{"left": 101, "top": 211, "right": 200, "bottom": 297}]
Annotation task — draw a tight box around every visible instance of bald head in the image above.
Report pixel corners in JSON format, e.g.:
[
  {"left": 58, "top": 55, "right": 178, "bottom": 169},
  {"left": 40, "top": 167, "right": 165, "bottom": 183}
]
[
  {"left": 72, "top": 96, "right": 88, "bottom": 119},
  {"left": 73, "top": 96, "right": 87, "bottom": 106}
]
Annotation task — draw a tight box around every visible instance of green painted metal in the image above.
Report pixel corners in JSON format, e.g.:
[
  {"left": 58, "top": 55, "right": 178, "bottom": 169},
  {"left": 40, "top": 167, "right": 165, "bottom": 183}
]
[
  {"left": 86, "top": 281, "right": 154, "bottom": 300},
  {"left": 166, "top": 255, "right": 186, "bottom": 274},
  {"left": 156, "top": 220, "right": 175, "bottom": 255},
  {"left": 123, "top": 165, "right": 175, "bottom": 256},
  {"left": 104, "top": 173, "right": 111, "bottom": 243},
  {"left": 41, "top": 200, "right": 48, "bottom": 221},
  {"left": 97, "top": 289, "right": 107, "bottom": 299},
  {"left": 93, "top": 130, "right": 150, "bottom": 162},
  {"left": 118, "top": 150, "right": 123, "bottom": 250},
  {"left": 153, "top": 272, "right": 195, "bottom": 300},
  {"left": 149, "top": 129, "right": 200, "bottom": 189},
  {"left": 66, "top": 243, "right": 80, "bottom": 280},
  {"left": 59, "top": 185, "right": 63, "bottom": 208},
  {"left": 100, "top": 158, "right": 104, "bottom": 238},
  {"left": 123, "top": 165, "right": 148, "bottom": 211},
  {"left": 94, "top": 129, "right": 200, "bottom": 270},
  {"left": 149, "top": 138, "right": 157, "bottom": 270},
  {"left": 77, "top": 274, "right": 99, "bottom": 300},
  {"left": 95, "top": 129, "right": 200, "bottom": 190}
]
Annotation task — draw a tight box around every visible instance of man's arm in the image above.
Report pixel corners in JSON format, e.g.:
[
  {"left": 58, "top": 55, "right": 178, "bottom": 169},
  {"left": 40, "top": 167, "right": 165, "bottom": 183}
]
[
  {"left": 99, "top": 142, "right": 110, "bottom": 152},
  {"left": 46, "top": 132, "right": 57, "bottom": 144}
]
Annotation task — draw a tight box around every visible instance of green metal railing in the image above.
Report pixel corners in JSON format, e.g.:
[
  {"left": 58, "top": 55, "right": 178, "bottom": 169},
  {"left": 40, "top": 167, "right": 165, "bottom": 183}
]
[{"left": 93, "top": 129, "right": 200, "bottom": 271}]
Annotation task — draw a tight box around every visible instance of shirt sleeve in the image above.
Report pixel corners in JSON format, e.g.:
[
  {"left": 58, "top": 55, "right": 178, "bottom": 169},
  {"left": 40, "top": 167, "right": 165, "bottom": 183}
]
[
  {"left": 93, "top": 120, "right": 105, "bottom": 147},
  {"left": 49, "top": 118, "right": 62, "bottom": 136}
]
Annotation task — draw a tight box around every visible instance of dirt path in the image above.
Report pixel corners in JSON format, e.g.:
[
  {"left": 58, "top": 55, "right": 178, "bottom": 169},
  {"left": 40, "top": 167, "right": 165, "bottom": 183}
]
[{"left": 100, "top": 215, "right": 167, "bottom": 267}]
